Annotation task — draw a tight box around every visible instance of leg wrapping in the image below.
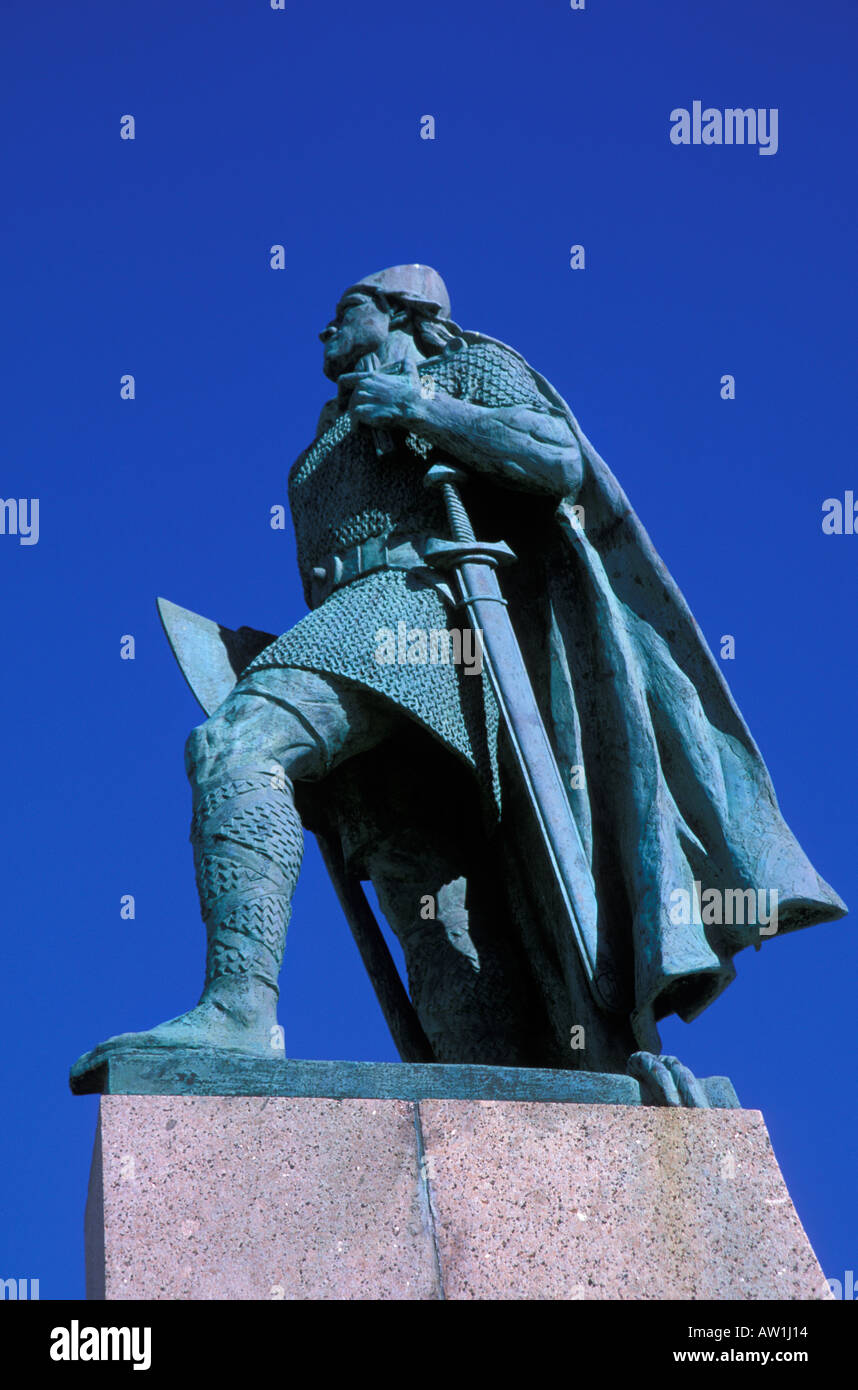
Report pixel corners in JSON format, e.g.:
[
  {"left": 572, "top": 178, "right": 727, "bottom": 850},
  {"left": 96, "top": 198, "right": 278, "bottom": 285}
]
[{"left": 190, "top": 771, "right": 304, "bottom": 993}]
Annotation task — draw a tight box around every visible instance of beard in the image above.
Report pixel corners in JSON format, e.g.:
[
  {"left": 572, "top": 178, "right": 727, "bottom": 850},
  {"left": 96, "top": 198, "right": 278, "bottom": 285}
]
[{"left": 323, "top": 325, "right": 386, "bottom": 381}]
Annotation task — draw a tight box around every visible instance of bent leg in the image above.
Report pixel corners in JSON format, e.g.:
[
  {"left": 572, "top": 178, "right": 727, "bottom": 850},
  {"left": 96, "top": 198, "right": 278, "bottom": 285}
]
[{"left": 86, "top": 668, "right": 397, "bottom": 1058}]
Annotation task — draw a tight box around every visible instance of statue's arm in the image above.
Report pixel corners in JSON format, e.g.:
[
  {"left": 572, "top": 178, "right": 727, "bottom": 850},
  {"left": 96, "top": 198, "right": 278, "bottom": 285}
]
[
  {"left": 341, "top": 358, "right": 582, "bottom": 498},
  {"left": 408, "top": 393, "right": 582, "bottom": 498}
]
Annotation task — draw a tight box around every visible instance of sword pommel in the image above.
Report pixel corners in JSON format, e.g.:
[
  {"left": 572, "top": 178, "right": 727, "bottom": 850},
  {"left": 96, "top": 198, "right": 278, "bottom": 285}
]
[{"left": 423, "top": 462, "right": 467, "bottom": 489}]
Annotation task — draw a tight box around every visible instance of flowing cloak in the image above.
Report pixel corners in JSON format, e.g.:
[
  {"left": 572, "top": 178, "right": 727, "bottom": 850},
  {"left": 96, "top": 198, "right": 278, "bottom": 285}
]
[{"left": 245, "top": 329, "right": 847, "bottom": 1054}]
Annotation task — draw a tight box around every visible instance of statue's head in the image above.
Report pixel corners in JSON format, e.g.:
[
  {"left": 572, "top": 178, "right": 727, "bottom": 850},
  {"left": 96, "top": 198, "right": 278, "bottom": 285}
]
[{"left": 319, "top": 263, "right": 455, "bottom": 381}]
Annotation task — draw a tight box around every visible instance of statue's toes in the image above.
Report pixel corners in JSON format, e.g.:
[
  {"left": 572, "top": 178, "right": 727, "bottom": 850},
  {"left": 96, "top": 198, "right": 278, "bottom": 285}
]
[
  {"left": 660, "top": 1054, "right": 710, "bottom": 1108},
  {"left": 627, "top": 1050, "right": 682, "bottom": 1106},
  {"left": 69, "top": 1021, "right": 196, "bottom": 1078},
  {"left": 627, "top": 1050, "right": 711, "bottom": 1107}
]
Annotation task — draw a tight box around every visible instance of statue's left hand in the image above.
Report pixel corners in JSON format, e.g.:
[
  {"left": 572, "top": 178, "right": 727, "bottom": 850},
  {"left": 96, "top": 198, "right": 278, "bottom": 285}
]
[{"left": 340, "top": 362, "right": 424, "bottom": 429}]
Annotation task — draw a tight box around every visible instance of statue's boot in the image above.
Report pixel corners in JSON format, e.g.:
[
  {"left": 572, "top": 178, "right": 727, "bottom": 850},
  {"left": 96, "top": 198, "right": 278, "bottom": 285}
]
[
  {"left": 626, "top": 1051, "right": 711, "bottom": 1108},
  {"left": 72, "top": 770, "right": 303, "bottom": 1067}
]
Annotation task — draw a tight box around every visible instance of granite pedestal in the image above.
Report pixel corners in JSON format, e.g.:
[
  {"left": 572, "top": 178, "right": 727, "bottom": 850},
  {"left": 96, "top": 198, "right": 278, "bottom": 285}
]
[{"left": 82, "top": 1062, "right": 831, "bottom": 1301}]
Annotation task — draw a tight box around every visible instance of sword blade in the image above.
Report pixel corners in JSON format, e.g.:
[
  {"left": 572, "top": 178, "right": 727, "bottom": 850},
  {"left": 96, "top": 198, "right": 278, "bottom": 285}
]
[
  {"left": 425, "top": 468, "right": 616, "bottom": 1014},
  {"left": 455, "top": 557, "right": 606, "bottom": 1008}
]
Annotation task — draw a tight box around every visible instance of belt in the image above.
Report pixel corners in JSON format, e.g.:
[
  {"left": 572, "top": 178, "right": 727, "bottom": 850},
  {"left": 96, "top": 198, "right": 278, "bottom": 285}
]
[{"left": 308, "top": 532, "right": 433, "bottom": 608}]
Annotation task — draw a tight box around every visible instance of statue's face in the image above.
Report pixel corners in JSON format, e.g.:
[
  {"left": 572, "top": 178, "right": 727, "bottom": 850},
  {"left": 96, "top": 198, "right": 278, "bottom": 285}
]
[{"left": 319, "top": 289, "right": 390, "bottom": 380}]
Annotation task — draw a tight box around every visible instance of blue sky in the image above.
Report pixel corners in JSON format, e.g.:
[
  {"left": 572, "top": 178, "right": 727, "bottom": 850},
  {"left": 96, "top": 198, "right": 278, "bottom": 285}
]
[{"left": 2, "top": 0, "right": 856, "bottom": 1297}]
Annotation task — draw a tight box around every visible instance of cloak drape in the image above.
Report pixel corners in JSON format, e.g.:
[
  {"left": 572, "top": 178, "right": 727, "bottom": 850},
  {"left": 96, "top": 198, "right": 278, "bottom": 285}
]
[{"left": 464, "top": 330, "right": 846, "bottom": 1049}]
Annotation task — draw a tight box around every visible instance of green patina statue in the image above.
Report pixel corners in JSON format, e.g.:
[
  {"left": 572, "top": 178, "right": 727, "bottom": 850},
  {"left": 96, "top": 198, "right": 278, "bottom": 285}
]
[{"left": 71, "top": 263, "right": 847, "bottom": 1106}]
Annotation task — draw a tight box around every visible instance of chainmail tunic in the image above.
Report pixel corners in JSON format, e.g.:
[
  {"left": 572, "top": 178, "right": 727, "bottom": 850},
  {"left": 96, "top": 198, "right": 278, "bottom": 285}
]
[
  {"left": 244, "top": 339, "right": 549, "bottom": 810},
  {"left": 288, "top": 339, "right": 546, "bottom": 585}
]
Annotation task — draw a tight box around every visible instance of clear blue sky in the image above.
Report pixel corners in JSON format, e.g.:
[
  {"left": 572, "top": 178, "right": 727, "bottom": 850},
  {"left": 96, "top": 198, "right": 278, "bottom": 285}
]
[{"left": 2, "top": 0, "right": 856, "bottom": 1298}]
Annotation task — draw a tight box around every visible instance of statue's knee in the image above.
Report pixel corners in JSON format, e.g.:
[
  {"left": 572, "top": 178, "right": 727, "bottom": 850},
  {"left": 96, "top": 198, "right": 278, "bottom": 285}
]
[
  {"left": 184, "top": 720, "right": 225, "bottom": 784},
  {"left": 184, "top": 710, "right": 308, "bottom": 788}
]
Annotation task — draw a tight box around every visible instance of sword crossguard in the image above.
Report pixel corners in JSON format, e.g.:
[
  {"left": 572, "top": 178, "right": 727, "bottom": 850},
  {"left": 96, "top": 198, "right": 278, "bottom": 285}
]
[{"left": 423, "top": 538, "right": 517, "bottom": 572}]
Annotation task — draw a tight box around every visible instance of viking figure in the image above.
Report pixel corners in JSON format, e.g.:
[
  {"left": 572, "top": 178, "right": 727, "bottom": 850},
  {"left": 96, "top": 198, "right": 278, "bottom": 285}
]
[{"left": 72, "top": 264, "right": 846, "bottom": 1102}]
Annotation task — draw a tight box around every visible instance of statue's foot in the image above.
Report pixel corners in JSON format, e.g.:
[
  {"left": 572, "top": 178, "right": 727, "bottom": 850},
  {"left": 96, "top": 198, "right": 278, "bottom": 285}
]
[
  {"left": 627, "top": 1051, "right": 710, "bottom": 1108},
  {"left": 71, "top": 988, "right": 284, "bottom": 1080}
]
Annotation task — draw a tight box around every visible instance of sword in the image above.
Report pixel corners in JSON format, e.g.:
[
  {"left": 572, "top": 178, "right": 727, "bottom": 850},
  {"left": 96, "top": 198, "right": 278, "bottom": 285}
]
[{"left": 423, "top": 462, "right": 616, "bottom": 1014}]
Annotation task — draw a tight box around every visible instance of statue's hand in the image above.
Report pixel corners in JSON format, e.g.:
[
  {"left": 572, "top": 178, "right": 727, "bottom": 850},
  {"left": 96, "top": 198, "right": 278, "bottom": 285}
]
[{"left": 340, "top": 362, "right": 424, "bottom": 429}]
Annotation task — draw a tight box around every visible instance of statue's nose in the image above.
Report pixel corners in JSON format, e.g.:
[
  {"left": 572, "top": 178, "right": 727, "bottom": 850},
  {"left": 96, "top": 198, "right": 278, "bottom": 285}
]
[{"left": 319, "top": 324, "right": 337, "bottom": 344}]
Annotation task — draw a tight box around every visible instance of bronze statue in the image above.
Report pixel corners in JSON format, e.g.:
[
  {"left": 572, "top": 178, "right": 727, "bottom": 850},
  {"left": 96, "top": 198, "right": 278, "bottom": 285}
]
[{"left": 71, "top": 264, "right": 846, "bottom": 1104}]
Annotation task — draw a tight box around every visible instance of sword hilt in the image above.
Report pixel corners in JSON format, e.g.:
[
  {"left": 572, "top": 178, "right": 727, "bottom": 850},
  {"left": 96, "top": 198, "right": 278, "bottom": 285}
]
[{"left": 424, "top": 461, "right": 476, "bottom": 544}]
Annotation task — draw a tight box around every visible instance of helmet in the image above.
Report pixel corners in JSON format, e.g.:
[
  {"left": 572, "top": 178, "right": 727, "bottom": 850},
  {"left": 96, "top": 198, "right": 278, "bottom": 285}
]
[{"left": 341, "top": 263, "right": 451, "bottom": 320}]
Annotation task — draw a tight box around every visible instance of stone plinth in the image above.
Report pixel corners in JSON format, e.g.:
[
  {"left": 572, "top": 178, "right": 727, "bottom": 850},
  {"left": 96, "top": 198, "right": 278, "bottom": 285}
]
[{"left": 85, "top": 1094, "right": 830, "bottom": 1300}]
